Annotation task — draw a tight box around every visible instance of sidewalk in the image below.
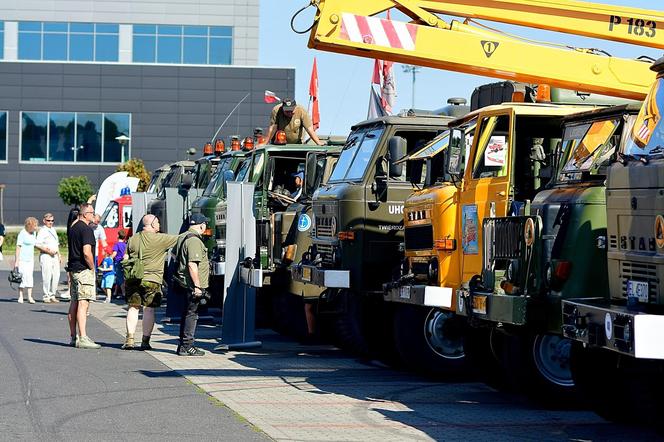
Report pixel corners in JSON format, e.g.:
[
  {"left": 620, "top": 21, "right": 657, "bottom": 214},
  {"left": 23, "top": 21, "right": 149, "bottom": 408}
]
[{"left": 89, "top": 300, "right": 652, "bottom": 442}]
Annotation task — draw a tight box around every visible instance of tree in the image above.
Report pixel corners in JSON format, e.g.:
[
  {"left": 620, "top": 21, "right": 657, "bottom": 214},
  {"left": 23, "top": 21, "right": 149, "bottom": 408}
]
[
  {"left": 58, "top": 176, "right": 94, "bottom": 206},
  {"left": 117, "top": 158, "right": 151, "bottom": 192}
]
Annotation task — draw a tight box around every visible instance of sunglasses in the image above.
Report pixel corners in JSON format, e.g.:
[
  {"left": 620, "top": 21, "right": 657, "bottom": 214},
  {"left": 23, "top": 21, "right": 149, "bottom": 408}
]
[{"left": 45, "top": 219, "right": 54, "bottom": 222}]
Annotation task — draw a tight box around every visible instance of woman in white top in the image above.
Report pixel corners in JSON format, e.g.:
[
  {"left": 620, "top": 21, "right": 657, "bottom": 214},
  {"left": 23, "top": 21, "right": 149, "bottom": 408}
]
[
  {"left": 14, "top": 217, "right": 39, "bottom": 304},
  {"left": 36, "top": 212, "right": 61, "bottom": 303}
]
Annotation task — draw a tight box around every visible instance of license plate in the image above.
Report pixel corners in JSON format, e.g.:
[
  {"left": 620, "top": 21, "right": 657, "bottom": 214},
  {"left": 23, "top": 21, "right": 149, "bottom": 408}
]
[
  {"left": 627, "top": 280, "right": 649, "bottom": 303},
  {"left": 302, "top": 266, "right": 311, "bottom": 282},
  {"left": 400, "top": 286, "right": 411, "bottom": 299},
  {"left": 472, "top": 295, "right": 487, "bottom": 315}
]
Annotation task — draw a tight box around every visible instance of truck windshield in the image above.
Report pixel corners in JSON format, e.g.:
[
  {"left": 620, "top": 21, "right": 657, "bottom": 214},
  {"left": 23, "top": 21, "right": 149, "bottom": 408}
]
[
  {"left": 329, "top": 126, "right": 384, "bottom": 182},
  {"left": 235, "top": 158, "right": 251, "bottom": 181},
  {"left": 558, "top": 119, "right": 619, "bottom": 180},
  {"left": 625, "top": 78, "right": 664, "bottom": 158},
  {"left": 202, "top": 157, "right": 232, "bottom": 197}
]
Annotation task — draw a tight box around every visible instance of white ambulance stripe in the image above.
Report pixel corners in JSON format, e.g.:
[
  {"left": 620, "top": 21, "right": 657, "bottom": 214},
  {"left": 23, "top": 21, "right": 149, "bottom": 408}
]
[
  {"left": 367, "top": 16, "right": 391, "bottom": 47},
  {"left": 393, "top": 21, "right": 416, "bottom": 50},
  {"left": 342, "top": 13, "right": 362, "bottom": 43}
]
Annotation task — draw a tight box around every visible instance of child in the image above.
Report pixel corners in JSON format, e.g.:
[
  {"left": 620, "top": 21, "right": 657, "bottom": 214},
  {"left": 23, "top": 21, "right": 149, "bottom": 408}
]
[
  {"left": 99, "top": 247, "right": 115, "bottom": 303},
  {"left": 112, "top": 230, "right": 128, "bottom": 299}
]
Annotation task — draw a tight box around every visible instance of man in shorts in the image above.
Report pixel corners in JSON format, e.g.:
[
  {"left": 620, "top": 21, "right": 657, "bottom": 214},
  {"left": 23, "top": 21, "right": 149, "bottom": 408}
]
[
  {"left": 67, "top": 203, "right": 100, "bottom": 349},
  {"left": 122, "top": 214, "right": 178, "bottom": 350}
]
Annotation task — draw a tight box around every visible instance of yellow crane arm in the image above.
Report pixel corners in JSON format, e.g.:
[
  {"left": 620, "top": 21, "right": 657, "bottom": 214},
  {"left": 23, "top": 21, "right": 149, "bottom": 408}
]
[
  {"left": 317, "top": 0, "right": 664, "bottom": 49},
  {"left": 308, "top": 0, "right": 659, "bottom": 100}
]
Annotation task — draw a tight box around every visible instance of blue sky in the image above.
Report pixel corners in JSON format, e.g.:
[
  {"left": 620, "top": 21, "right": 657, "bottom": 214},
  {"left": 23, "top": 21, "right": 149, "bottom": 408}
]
[{"left": 259, "top": 0, "right": 663, "bottom": 137}]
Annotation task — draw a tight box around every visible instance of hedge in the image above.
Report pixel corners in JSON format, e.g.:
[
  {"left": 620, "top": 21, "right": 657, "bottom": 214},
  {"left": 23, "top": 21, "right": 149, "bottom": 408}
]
[{"left": 1, "top": 229, "right": 68, "bottom": 253}]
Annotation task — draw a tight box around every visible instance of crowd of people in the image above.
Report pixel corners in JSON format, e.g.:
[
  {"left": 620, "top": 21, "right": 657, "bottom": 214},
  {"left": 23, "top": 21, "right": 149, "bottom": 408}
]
[{"left": 2, "top": 208, "right": 209, "bottom": 356}]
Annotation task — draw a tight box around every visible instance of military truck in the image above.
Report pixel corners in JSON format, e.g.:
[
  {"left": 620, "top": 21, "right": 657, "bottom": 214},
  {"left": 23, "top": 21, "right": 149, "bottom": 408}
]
[
  {"left": 561, "top": 60, "right": 664, "bottom": 421},
  {"left": 290, "top": 104, "right": 468, "bottom": 355},
  {"left": 210, "top": 140, "right": 333, "bottom": 303},
  {"left": 455, "top": 104, "right": 639, "bottom": 401},
  {"left": 146, "top": 164, "right": 171, "bottom": 194}
]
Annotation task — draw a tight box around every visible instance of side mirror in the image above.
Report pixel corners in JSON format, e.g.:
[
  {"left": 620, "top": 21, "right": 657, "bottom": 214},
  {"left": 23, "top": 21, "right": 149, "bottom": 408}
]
[
  {"left": 388, "top": 136, "right": 407, "bottom": 178},
  {"left": 181, "top": 172, "right": 193, "bottom": 190},
  {"left": 304, "top": 152, "right": 319, "bottom": 196},
  {"left": 448, "top": 128, "right": 464, "bottom": 176}
]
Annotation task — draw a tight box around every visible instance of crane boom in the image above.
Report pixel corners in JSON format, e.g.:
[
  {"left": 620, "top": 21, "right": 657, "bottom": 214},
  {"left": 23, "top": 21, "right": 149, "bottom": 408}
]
[{"left": 307, "top": 0, "right": 662, "bottom": 100}]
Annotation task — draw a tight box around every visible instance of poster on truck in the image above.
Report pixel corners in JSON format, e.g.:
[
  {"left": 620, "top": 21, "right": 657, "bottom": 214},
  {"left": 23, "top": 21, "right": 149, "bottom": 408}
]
[{"left": 462, "top": 204, "right": 479, "bottom": 255}]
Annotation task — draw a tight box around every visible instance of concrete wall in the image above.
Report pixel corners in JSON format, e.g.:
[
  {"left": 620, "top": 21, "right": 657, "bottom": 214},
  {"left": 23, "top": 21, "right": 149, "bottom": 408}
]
[
  {"left": 0, "top": 61, "right": 294, "bottom": 225},
  {"left": 0, "top": 0, "right": 259, "bottom": 65}
]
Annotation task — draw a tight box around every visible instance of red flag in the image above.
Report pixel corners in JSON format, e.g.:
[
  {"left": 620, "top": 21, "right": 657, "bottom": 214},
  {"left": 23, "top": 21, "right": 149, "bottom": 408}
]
[
  {"left": 309, "top": 58, "right": 320, "bottom": 130},
  {"left": 372, "top": 59, "right": 382, "bottom": 85},
  {"left": 264, "top": 90, "right": 281, "bottom": 104}
]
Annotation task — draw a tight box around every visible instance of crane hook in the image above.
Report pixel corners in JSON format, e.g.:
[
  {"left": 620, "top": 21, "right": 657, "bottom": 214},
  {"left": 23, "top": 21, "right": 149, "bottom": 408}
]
[{"left": 291, "top": 0, "right": 320, "bottom": 35}]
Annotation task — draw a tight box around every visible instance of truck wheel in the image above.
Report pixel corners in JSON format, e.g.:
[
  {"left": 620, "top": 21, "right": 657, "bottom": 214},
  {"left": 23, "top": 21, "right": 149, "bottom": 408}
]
[
  {"left": 333, "top": 290, "right": 371, "bottom": 356},
  {"left": 502, "top": 333, "right": 575, "bottom": 405},
  {"left": 463, "top": 327, "right": 507, "bottom": 388},
  {"left": 270, "top": 291, "right": 307, "bottom": 338},
  {"left": 393, "top": 305, "right": 465, "bottom": 376}
]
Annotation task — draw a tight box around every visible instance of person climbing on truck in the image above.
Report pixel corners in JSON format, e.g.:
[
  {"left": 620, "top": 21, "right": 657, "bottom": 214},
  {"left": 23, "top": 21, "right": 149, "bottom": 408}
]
[{"left": 266, "top": 98, "right": 325, "bottom": 146}]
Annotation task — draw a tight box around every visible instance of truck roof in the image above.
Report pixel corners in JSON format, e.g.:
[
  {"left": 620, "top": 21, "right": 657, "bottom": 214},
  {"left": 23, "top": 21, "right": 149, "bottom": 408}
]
[
  {"left": 252, "top": 143, "right": 334, "bottom": 154},
  {"left": 561, "top": 103, "right": 642, "bottom": 123},
  {"left": 448, "top": 102, "right": 610, "bottom": 127},
  {"left": 351, "top": 112, "right": 456, "bottom": 130}
]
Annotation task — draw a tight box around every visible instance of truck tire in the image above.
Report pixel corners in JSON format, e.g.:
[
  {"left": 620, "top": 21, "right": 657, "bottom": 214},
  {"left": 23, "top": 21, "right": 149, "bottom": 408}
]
[
  {"left": 463, "top": 327, "right": 507, "bottom": 388},
  {"left": 393, "top": 305, "right": 465, "bottom": 377},
  {"left": 501, "top": 333, "right": 576, "bottom": 406},
  {"left": 270, "top": 290, "right": 307, "bottom": 338},
  {"left": 332, "top": 290, "right": 371, "bottom": 356}
]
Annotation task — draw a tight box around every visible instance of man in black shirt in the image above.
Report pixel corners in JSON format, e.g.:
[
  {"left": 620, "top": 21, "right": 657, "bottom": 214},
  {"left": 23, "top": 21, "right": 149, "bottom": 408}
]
[{"left": 67, "top": 203, "right": 101, "bottom": 349}]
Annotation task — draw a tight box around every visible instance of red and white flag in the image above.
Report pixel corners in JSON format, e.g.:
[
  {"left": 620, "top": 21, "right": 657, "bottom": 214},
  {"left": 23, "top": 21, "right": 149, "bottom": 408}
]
[
  {"left": 309, "top": 58, "right": 320, "bottom": 130},
  {"left": 381, "top": 59, "right": 396, "bottom": 115},
  {"left": 264, "top": 90, "right": 281, "bottom": 104}
]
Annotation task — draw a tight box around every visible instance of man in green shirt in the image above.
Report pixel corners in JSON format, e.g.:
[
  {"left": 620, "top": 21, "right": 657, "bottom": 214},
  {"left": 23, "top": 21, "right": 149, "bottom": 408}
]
[
  {"left": 174, "top": 213, "right": 210, "bottom": 356},
  {"left": 265, "top": 98, "right": 325, "bottom": 145},
  {"left": 122, "top": 214, "right": 178, "bottom": 350}
]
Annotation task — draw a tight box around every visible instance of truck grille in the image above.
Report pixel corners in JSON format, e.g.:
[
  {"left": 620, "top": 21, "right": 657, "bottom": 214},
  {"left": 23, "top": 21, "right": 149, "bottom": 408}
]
[
  {"left": 488, "top": 218, "right": 527, "bottom": 260},
  {"left": 404, "top": 225, "right": 434, "bottom": 250},
  {"left": 620, "top": 261, "right": 659, "bottom": 301},
  {"left": 315, "top": 216, "right": 336, "bottom": 239},
  {"left": 316, "top": 243, "right": 334, "bottom": 266}
]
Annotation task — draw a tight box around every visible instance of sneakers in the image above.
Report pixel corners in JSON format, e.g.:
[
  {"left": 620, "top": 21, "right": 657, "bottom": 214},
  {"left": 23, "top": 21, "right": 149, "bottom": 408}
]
[
  {"left": 28, "top": 298, "right": 36, "bottom": 304},
  {"left": 177, "top": 346, "right": 205, "bottom": 356},
  {"left": 59, "top": 291, "right": 71, "bottom": 300},
  {"left": 76, "top": 335, "right": 101, "bottom": 349},
  {"left": 70, "top": 336, "right": 79, "bottom": 347},
  {"left": 139, "top": 336, "right": 152, "bottom": 351},
  {"left": 43, "top": 298, "right": 52, "bottom": 303},
  {"left": 17, "top": 298, "right": 23, "bottom": 304},
  {"left": 50, "top": 296, "right": 60, "bottom": 303}
]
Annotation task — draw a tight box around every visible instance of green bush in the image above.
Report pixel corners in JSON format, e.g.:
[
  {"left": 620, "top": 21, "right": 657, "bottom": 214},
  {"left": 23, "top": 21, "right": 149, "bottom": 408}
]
[
  {"left": 117, "top": 158, "right": 151, "bottom": 192},
  {"left": 58, "top": 176, "right": 94, "bottom": 206},
  {"left": 1, "top": 229, "right": 68, "bottom": 254}
]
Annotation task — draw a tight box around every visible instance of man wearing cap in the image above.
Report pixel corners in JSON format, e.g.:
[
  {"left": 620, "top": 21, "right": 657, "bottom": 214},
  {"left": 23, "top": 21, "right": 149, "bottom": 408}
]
[
  {"left": 121, "top": 214, "right": 178, "bottom": 350},
  {"left": 173, "top": 213, "right": 210, "bottom": 356},
  {"left": 266, "top": 98, "right": 325, "bottom": 146},
  {"left": 291, "top": 171, "right": 304, "bottom": 201}
]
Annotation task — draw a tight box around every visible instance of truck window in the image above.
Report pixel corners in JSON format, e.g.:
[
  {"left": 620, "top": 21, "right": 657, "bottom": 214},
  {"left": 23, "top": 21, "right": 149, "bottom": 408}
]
[
  {"left": 625, "top": 78, "right": 664, "bottom": 158},
  {"left": 203, "top": 157, "right": 232, "bottom": 197},
  {"left": 235, "top": 158, "right": 251, "bottom": 182},
  {"left": 391, "top": 130, "right": 440, "bottom": 183},
  {"left": 101, "top": 202, "right": 119, "bottom": 229},
  {"left": 473, "top": 115, "right": 510, "bottom": 179},
  {"left": 330, "top": 126, "right": 384, "bottom": 182},
  {"left": 268, "top": 156, "right": 305, "bottom": 194},
  {"left": 560, "top": 119, "right": 619, "bottom": 179}
]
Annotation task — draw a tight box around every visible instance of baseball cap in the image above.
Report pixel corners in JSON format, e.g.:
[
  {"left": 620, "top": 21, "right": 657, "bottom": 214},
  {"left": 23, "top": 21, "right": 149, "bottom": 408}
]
[
  {"left": 189, "top": 213, "right": 209, "bottom": 226},
  {"left": 292, "top": 171, "right": 304, "bottom": 180},
  {"left": 282, "top": 99, "right": 296, "bottom": 112}
]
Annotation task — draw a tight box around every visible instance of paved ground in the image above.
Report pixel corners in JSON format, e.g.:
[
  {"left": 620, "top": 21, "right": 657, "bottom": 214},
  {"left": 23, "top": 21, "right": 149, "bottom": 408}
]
[{"left": 0, "top": 266, "right": 660, "bottom": 441}]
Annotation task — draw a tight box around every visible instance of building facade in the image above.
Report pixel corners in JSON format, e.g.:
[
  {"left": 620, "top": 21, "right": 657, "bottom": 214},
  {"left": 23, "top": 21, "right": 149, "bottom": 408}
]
[{"left": 0, "top": 0, "right": 295, "bottom": 224}]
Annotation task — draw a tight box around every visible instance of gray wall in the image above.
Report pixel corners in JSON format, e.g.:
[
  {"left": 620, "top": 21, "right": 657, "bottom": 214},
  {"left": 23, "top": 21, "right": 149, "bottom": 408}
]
[{"left": 0, "top": 61, "right": 294, "bottom": 225}]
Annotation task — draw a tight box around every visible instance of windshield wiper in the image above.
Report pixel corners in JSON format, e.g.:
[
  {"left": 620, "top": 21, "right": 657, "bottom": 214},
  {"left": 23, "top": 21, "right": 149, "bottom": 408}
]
[
  {"left": 618, "top": 152, "right": 649, "bottom": 165},
  {"left": 343, "top": 137, "right": 358, "bottom": 151}
]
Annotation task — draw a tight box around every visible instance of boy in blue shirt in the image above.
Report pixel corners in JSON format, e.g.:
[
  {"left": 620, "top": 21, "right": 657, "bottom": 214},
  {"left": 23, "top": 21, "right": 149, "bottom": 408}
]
[{"left": 99, "top": 247, "right": 115, "bottom": 303}]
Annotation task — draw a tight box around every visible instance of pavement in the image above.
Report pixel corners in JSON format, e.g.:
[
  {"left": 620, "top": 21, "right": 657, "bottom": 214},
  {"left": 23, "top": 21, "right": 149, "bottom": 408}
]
[{"left": 0, "top": 266, "right": 660, "bottom": 441}]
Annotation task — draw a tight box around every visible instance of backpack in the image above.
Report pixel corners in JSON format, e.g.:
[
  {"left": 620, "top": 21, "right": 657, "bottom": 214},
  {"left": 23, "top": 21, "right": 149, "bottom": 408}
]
[{"left": 123, "top": 233, "right": 144, "bottom": 282}]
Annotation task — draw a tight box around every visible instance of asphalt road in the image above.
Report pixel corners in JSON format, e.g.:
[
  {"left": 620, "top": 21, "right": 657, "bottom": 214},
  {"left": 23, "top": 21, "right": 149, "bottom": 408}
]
[{"left": 0, "top": 270, "right": 269, "bottom": 442}]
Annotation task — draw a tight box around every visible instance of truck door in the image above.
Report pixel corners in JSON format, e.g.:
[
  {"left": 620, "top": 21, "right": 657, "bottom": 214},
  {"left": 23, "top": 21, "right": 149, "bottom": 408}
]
[{"left": 459, "top": 112, "right": 513, "bottom": 283}]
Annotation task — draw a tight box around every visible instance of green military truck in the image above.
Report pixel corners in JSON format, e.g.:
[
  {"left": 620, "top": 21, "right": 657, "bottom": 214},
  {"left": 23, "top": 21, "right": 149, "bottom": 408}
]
[
  {"left": 562, "top": 60, "right": 664, "bottom": 422},
  {"left": 458, "top": 104, "right": 640, "bottom": 401},
  {"left": 290, "top": 105, "right": 468, "bottom": 356}
]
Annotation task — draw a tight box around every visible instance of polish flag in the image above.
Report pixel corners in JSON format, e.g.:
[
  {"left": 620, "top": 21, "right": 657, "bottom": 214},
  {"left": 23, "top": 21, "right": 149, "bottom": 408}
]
[
  {"left": 264, "top": 90, "right": 281, "bottom": 104},
  {"left": 309, "top": 58, "right": 320, "bottom": 130}
]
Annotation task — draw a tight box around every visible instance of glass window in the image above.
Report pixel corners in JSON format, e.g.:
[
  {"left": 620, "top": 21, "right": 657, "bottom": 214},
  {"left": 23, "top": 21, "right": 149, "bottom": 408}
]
[
  {"left": 19, "top": 22, "right": 41, "bottom": 32},
  {"left": 133, "top": 35, "right": 156, "bottom": 62},
  {"left": 210, "top": 27, "right": 232, "bottom": 37},
  {"left": 104, "top": 113, "right": 131, "bottom": 163},
  {"left": 71, "top": 23, "right": 94, "bottom": 33},
  {"left": 209, "top": 38, "right": 232, "bottom": 65},
  {"left": 134, "top": 25, "right": 156, "bottom": 34},
  {"left": 330, "top": 132, "right": 363, "bottom": 182},
  {"left": 49, "top": 113, "right": 75, "bottom": 162},
  {"left": 96, "top": 24, "right": 118, "bottom": 34},
  {"left": 562, "top": 120, "right": 618, "bottom": 173},
  {"left": 101, "top": 201, "right": 119, "bottom": 229},
  {"left": 626, "top": 79, "right": 664, "bottom": 158},
  {"left": 44, "top": 22, "right": 67, "bottom": 32},
  {"left": 472, "top": 115, "right": 511, "bottom": 179},
  {"left": 158, "top": 25, "right": 181, "bottom": 36},
  {"left": 43, "top": 33, "right": 67, "bottom": 60},
  {"left": 183, "top": 37, "right": 207, "bottom": 64},
  {"left": 346, "top": 128, "right": 384, "bottom": 181},
  {"left": 184, "top": 26, "right": 207, "bottom": 36},
  {"left": 0, "top": 112, "right": 6, "bottom": 162},
  {"left": 0, "top": 22, "right": 4, "bottom": 59},
  {"left": 18, "top": 32, "right": 41, "bottom": 60},
  {"left": 235, "top": 158, "right": 251, "bottom": 182},
  {"left": 157, "top": 36, "right": 181, "bottom": 63},
  {"left": 70, "top": 34, "right": 94, "bottom": 61},
  {"left": 95, "top": 34, "right": 118, "bottom": 61},
  {"left": 21, "top": 112, "right": 48, "bottom": 161},
  {"left": 77, "top": 113, "right": 102, "bottom": 162}
]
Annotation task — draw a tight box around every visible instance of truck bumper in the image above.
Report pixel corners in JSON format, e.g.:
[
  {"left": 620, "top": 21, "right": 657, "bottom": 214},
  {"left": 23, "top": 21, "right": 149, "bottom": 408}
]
[
  {"left": 290, "top": 264, "right": 350, "bottom": 289},
  {"left": 562, "top": 298, "right": 664, "bottom": 359},
  {"left": 456, "top": 288, "right": 528, "bottom": 325},
  {"left": 384, "top": 284, "right": 454, "bottom": 309}
]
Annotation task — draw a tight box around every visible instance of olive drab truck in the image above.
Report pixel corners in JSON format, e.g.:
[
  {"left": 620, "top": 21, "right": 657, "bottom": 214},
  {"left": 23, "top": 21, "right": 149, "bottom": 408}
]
[
  {"left": 295, "top": 0, "right": 658, "bottom": 365},
  {"left": 561, "top": 60, "right": 664, "bottom": 422},
  {"left": 290, "top": 107, "right": 468, "bottom": 355}
]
